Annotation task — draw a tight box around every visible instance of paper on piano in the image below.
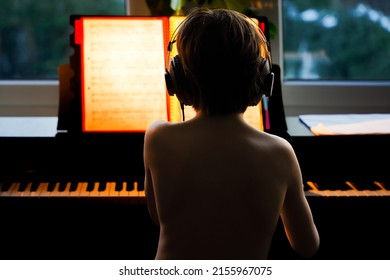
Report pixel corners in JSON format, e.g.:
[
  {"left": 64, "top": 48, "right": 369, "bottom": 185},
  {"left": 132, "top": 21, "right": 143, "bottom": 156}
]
[
  {"left": 0, "top": 117, "right": 58, "bottom": 137},
  {"left": 299, "top": 114, "right": 390, "bottom": 135}
]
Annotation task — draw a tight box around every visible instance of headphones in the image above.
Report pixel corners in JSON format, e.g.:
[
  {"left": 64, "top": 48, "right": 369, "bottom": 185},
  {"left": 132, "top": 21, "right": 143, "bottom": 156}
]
[
  {"left": 164, "top": 17, "right": 275, "bottom": 107},
  {"left": 165, "top": 54, "right": 196, "bottom": 106}
]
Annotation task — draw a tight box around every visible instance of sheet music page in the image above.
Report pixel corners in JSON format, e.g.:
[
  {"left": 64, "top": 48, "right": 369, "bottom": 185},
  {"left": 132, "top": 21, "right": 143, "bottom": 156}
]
[{"left": 81, "top": 17, "right": 168, "bottom": 132}]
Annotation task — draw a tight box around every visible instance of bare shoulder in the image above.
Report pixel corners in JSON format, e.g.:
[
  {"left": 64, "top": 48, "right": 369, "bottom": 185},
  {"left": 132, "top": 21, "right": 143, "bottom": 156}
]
[
  {"left": 145, "top": 120, "right": 171, "bottom": 136},
  {"left": 144, "top": 120, "right": 184, "bottom": 162},
  {"left": 255, "top": 130, "right": 296, "bottom": 159},
  {"left": 144, "top": 120, "right": 172, "bottom": 143}
]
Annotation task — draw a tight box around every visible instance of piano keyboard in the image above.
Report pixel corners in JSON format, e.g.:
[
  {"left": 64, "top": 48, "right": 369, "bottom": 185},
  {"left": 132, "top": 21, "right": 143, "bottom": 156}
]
[
  {"left": 304, "top": 179, "right": 390, "bottom": 197},
  {"left": 2, "top": 179, "right": 390, "bottom": 199},
  {"left": 0, "top": 180, "right": 146, "bottom": 202}
]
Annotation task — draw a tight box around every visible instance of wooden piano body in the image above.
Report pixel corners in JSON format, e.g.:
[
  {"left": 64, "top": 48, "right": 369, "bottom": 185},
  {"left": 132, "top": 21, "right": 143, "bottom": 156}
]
[{"left": 1, "top": 116, "right": 389, "bottom": 260}]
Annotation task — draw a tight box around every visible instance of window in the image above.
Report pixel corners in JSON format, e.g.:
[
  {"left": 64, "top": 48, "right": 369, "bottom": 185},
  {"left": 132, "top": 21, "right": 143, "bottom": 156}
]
[
  {"left": 0, "top": 0, "right": 127, "bottom": 116},
  {"left": 282, "top": 0, "right": 390, "bottom": 81},
  {"left": 279, "top": 0, "right": 390, "bottom": 115},
  {"left": 1, "top": 0, "right": 389, "bottom": 117},
  {"left": 0, "top": 1, "right": 126, "bottom": 80}
]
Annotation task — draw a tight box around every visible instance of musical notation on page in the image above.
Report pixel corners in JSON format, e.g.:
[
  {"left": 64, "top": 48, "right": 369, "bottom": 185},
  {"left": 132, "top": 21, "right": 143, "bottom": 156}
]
[{"left": 79, "top": 17, "right": 169, "bottom": 132}]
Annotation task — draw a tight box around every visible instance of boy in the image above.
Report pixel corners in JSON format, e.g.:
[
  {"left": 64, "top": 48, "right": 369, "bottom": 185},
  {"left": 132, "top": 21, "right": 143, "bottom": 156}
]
[{"left": 144, "top": 7, "right": 319, "bottom": 259}]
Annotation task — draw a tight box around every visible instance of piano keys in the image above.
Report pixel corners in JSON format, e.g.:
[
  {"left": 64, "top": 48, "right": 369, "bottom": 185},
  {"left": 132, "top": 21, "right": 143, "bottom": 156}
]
[
  {"left": 0, "top": 180, "right": 145, "bottom": 201},
  {"left": 2, "top": 178, "right": 390, "bottom": 199},
  {"left": 304, "top": 179, "right": 390, "bottom": 197}
]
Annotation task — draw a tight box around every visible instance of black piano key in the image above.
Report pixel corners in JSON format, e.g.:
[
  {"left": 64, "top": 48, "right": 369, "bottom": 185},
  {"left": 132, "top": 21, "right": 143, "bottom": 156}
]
[
  {"left": 137, "top": 180, "right": 144, "bottom": 191},
  {"left": 98, "top": 181, "right": 106, "bottom": 192},
  {"left": 347, "top": 180, "right": 382, "bottom": 191},
  {"left": 0, "top": 181, "right": 12, "bottom": 192},
  {"left": 58, "top": 182, "right": 68, "bottom": 192},
  {"left": 86, "top": 182, "right": 95, "bottom": 192},
  {"left": 303, "top": 182, "right": 313, "bottom": 191},
  {"left": 18, "top": 182, "right": 29, "bottom": 192},
  {"left": 115, "top": 182, "right": 124, "bottom": 192},
  {"left": 126, "top": 181, "right": 135, "bottom": 191},
  {"left": 309, "top": 179, "right": 352, "bottom": 191},
  {"left": 30, "top": 182, "right": 40, "bottom": 192},
  {"left": 47, "top": 182, "right": 57, "bottom": 192},
  {"left": 373, "top": 180, "right": 390, "bottom": 190},
  {"left": 69, "top": 182, "right": 78, "bottom": 192}
]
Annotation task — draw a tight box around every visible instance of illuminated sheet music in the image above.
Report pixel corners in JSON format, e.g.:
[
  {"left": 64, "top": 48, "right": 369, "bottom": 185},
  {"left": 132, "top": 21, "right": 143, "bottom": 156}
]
[
  {"left": 77, "top": 16, "right": 265, "bottom": 132},
  {"left": 80, "top": 17, "right": 168, "bottom": 132}
]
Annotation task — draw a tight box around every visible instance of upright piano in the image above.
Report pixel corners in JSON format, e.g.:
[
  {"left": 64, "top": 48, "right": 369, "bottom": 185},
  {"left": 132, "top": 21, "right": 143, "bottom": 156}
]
[{"left": 1, "top": 115, "right": 389, "bottom": 260}]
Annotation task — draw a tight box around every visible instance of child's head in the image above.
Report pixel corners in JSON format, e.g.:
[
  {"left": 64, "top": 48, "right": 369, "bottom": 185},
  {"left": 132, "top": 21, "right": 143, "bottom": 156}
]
[{"left": 166, "top": 8, "right": 273, "bottom": 115}]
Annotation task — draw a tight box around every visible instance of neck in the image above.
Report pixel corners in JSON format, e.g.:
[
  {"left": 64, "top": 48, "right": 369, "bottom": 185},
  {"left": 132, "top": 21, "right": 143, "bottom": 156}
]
[{"left": 195, "top": 111, "right": 244, "bottom": 119}]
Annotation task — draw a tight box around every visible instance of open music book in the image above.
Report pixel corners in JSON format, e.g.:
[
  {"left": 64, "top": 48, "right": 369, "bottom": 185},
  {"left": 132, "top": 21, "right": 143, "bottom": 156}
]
[{"left": 73, "top": 15, "right": 265, "bottom": 133}]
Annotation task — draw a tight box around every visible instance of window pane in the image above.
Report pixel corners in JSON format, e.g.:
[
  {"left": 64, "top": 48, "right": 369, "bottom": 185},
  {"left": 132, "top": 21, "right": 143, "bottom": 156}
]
[
  {"left": 0, "top": 0, "right": 126, "bottom": 80},
  {"left": 282, "top": 0, "right": 390, "bottom": 81}
]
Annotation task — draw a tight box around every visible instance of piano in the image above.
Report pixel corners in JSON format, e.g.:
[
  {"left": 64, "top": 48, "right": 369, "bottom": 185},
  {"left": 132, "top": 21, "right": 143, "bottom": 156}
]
[
  {"left": 0, "top": 122, "right": 157, "bottom": 260},
  {"left": 269, "top": 118, "right": 390, "bottom": 260},
  {"left": 1, "top": 116, "right": 390, "bottom": 260}
]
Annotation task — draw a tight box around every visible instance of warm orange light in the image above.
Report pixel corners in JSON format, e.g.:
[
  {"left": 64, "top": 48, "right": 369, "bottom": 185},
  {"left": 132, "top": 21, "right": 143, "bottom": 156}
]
[
  {"left": 77, "top": 16, "right": 265, "bottom": 132},
  {"left": 78, "top": 17, "right": 169, "bottom": 132}
]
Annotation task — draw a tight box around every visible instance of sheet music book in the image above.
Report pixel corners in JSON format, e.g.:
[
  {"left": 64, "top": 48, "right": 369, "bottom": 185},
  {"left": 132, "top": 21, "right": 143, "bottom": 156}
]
[
  {"left": 74, "top": 15, "right": 265, "bottom": 133},
  {"left": 299, "top": 114, "right": 390, "bottom": 135}
]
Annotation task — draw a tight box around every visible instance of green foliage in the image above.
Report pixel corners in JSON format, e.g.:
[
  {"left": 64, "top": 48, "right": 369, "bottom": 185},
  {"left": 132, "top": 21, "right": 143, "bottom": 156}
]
[
  {"left": 283, "top": 1, "right": 390, "bottom": 80},
  {"left": 0, "top": 0, "right": 126, "bottom": 79},
  {"left": 146, "top": 0, "right": 252, "bottom": 15},
  {"left": 176, "top": 0, "right": 251, "bottom": 14}
]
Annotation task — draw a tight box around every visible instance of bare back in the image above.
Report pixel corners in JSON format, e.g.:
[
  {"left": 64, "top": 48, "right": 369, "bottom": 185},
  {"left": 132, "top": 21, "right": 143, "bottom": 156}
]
[{"left": 144, "top": 113, "right": 319, "bottom": 259}]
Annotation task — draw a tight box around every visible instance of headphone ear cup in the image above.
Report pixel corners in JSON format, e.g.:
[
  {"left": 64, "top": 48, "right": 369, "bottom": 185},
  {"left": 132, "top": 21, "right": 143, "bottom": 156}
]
[
  {"left": 259, "top": 58, "right": 274, "bottom": 98},
  {"left": 165, "top": 55, "right": 194, "bottom": 106},
  {"left": 248, "top": 58, "right": 275, "bottom": 106},
  {"left": 264, "top": 71, "right": 275, "bottom": 98},
  {"left": 165, "top": 69, "right": 175, "bottom": 96}
]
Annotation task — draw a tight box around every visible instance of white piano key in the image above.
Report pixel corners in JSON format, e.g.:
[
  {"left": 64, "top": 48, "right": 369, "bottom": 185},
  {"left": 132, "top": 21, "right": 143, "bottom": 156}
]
[
  {"left": 58, "top": 182, "right": 72, "bottom": 197},
  {"left": 103, "top": 182, "right": 117, "bottom": 197},
  {"left": 111, "top": 182, "right": 121, "bottom": 197},
  {"left": 98, "top": 182, "right": 112, "bottom": 197},
  {"left": 48, "top": 182, "right": 61, "bottom": 197},
  {"left": 1, "top": 183, "right": 19, "bottom": 197},
  {"left": 78, "top": 182, "right": 92, "bottom": 197},
  {"left": 9, "top": 183, "right": 22, "bottom": 197},
  {"left": 68, "top": 182, "right": 84, "bottom": 197},
  {"left": 118, "top": 182, "right": 130, "bottom": 197},
  {"left": 117, "top": 181, "right": 143, "bottom": 203},
  {"left": 19, "top": 183, "right": 33, "bottom": 197},
  {"left": 135, "top": 182, "right": 145, "bottom": 198},
  {"left": 39, "top": 182, "right": 57, "bottom": 197},
  {"left": 30, "top": 182, "right": 48, "bottom": 197},
  {"left": 88, "top": 182, "right": 101, "bottom": 197},
  {"left": 131, "top": 182, "right": 141, "bottom": 198},
  {"left": 51, "top": 182, "right": 71, "bottom": 197}
]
